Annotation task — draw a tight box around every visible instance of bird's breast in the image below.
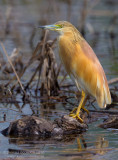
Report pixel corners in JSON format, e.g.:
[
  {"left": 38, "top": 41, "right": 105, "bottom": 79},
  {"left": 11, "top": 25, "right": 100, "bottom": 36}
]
[{"left": 58, "top": 35, "right": 78, "bottom": 75}]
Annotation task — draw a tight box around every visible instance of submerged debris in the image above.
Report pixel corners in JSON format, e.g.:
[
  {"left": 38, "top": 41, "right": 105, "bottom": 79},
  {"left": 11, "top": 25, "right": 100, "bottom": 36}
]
[
  {"left": 99, "top": 116, "right": 118, "bottom": 129},
  {"left": 1, "top": 115, "right": 88, "bottom": 137}
]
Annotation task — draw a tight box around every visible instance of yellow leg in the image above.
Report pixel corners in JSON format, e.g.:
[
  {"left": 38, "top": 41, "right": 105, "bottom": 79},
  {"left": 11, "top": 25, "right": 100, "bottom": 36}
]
[
  {"left": 70, "top": 91, "right": 86, "bottom": 123},
  {"left": 70, "top": 98, "right": 89, "bottom": 115},
  {"left": 81, "top": 98, "right": 89, "bottom": 115}
]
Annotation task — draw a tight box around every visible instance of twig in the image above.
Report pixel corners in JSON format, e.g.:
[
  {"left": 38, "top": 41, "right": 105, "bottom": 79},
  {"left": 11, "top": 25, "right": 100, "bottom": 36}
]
[
  {"left": 60, "top": 73, "right": 68, "bottom": 86},
  {"left": 36, "top": 30, "right": 48, "bottom": 90},
  {"left": 41, "top": 30, "right": 48, "bottom": 56},
  {"left": 89, "top": 109, "right": 118, "bottom": 115},
  {"left": 1, "top": 43, "right": 26, "bottom": 95},
  {"left": 56, "top": 63, "right": 62, "bottom": 79},
  {"left": 108, "top": 77, "right": 118, "bottom": 85},
  {"left": 32, "top": 41, "right": 42, "bottom": 57},
  {"left": 25, "top": 63, "right": 41, "bottom": 90}
]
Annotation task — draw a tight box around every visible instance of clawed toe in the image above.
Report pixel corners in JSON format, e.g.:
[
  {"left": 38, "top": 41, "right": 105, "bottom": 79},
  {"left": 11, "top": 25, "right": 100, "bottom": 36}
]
[{"left": 69, "top": 113, "right": 83, "bottom": 123}]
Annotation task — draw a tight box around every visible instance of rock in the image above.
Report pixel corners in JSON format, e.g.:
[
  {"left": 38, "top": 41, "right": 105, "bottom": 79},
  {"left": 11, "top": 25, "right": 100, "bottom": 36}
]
[
  {"left": 53, "top": 115, "right": 87, "bottom": 135},
  {"left": 99, "top": 116, "right": 118, "bottom": 129},
  {"left": 1, "top": 115, "right": 88, "bottom": 138},
  {"left": 2, "top": 116, "right": 53, "bottom": 137}
]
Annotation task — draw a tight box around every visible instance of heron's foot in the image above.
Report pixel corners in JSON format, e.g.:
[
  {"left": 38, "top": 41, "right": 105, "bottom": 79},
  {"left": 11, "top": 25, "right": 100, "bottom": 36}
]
[
  {"left": 70, "top": 107, "right": 77, "bottom": 115},
  {"left": 81, "top": 106, "right": 89, "bottom": 115},
  {"left": 70, "top": 107, "right": 89, "bottom": 115},
  {"left": 69, "top": 113, "right": 83, "bottom": 123}
]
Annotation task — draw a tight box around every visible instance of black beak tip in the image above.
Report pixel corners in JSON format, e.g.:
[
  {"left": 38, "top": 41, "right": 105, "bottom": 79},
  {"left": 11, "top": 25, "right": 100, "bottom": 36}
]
[{"left": 38, "top": 26, "right": 45, "bottom": 29}]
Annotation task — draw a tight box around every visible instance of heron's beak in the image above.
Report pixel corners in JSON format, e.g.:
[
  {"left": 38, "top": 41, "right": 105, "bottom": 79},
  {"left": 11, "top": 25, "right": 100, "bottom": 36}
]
[{"left": 38, "top": 24, "right": 60, "bottom": 31}]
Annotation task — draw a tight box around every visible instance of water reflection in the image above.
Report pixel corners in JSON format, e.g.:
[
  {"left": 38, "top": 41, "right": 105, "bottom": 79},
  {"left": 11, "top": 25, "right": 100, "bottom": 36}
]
[
  {"left": 95, "top": 137, "right": 109, "bottom": 155},
  {"left": 6, "top": 133, "right": 110, "bottom": 160},
  {"left": 77, "top": 135, "right": 87, "bottom": 152}
]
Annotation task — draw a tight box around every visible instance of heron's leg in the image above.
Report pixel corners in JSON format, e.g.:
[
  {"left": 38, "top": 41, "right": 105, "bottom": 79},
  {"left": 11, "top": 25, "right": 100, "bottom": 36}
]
[
  {"left": 70, "top": 97, "right": 89, "bottom": 115},
  {"left": 70, "top": 91, "right": 85, "bottom": 123},
  {"left": 81, "top": 98, "right": 89, "bottom": 115},
  {"left": 76, "top": 91, "right": 85, "bottom": 116}
]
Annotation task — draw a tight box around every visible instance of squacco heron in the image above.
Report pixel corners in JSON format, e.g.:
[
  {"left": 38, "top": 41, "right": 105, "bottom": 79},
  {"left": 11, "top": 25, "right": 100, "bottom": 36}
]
[{"left": 39, "top": 21, "right": 111, "bottom": 123}]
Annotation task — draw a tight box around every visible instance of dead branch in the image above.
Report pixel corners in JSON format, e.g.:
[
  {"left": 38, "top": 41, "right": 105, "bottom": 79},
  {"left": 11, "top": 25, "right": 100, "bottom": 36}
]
[
  {"left": 1, "top": 43, "right": 26, "bottom": 95},
  {"left": 108, "top": 77, "right": 118, "bottom": 85},
  {"left": 89, "top": 109, "right": 118, "bottom": 115}
]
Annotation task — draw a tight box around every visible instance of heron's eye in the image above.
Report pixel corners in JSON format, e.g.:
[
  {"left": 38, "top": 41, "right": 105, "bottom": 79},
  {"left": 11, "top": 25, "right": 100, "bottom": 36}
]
[{"left": 57, "top": 24, "right": 63, "bottom": 28}]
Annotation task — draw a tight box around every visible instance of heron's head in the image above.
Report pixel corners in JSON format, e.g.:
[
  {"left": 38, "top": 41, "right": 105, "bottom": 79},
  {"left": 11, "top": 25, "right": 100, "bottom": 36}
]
[{"left": 39, "top": 21, "right": 77, "bottom": 35}]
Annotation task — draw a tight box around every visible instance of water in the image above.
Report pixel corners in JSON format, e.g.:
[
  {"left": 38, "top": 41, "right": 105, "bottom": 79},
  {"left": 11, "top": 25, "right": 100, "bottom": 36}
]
[{"left": 0, "top": 0, "right": 118, "bottom": 159}]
